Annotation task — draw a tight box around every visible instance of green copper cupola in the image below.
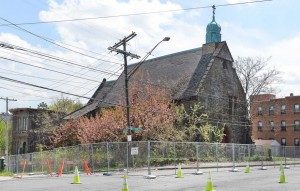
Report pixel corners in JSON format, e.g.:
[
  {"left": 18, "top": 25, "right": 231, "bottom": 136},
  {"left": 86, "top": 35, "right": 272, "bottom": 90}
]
[{"left": 206, "top": 5, "right": 221, "bottom": 43}]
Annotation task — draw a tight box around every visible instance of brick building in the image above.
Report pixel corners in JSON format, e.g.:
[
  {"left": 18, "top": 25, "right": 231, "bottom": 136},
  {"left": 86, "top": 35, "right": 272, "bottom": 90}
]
[{"left": 251, "top": 93, "right": 300, "bottom": 146}]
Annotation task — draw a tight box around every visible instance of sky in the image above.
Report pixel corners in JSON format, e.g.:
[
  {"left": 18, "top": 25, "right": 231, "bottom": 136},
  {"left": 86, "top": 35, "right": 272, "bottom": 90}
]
[{"left": 0, "top": 0, "right": 299, "bottom": 113}]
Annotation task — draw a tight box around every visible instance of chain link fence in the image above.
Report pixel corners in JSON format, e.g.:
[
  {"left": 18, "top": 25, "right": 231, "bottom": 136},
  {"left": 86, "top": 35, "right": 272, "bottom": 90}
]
[{"left": 4, "top": 141, "right": 300, "bottom": 176}]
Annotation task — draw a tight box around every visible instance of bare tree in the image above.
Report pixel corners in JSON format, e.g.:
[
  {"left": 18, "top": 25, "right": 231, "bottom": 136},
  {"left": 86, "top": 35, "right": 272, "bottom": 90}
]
[
  {"left": 234, "top": 57, "right": 281, "bottom": 111},
  {"left": 234, "top": 57, "right": 280, "bottom": 99}
]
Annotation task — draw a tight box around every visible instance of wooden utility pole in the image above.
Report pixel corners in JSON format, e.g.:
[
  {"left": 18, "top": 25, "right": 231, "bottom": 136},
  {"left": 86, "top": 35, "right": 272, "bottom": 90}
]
[
  {"left": 108, "top": 32, "right": 140, "bottom": 140},
  {"left": 0, "top": 97, "right": 17, "bottom": 168}
]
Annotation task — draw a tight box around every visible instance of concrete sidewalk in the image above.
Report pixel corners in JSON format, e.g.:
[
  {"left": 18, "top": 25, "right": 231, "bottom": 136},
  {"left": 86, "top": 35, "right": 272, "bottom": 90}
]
[{"left": 0, "top": 176, "right": 13, "bottom": 181}]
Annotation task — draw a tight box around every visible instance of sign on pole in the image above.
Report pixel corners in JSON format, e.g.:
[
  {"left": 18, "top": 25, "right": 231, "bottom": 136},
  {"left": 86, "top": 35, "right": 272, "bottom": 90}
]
[
  {"left": 127, "top": 135, "right": 132, "bottom": 142},
  {"left": 131, "top": 147, "right": 139, "bottom": 155}
]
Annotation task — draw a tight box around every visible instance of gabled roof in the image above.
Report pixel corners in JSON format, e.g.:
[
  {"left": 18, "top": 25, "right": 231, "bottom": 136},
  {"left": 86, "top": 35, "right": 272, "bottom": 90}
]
[
  {"left": 103, "top": 47, "right": 203, "bottom": 106},
  {"left": 87, "top": 79, "right": 116, "bottom": 105},
  {"left": 64, "top": 79, "right": 116, "bottom": 119},
  {"left": 178, "top": 53, "right": 213, "bottom": 100},
  {"left": 65, "top": 41, "right": 233, "bottom": 119}
]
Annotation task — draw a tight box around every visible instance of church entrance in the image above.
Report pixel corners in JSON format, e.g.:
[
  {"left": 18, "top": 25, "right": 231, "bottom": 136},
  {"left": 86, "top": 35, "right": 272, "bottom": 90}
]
[{"left": 222, "top": 126, "right": 230, "bottom": 143}]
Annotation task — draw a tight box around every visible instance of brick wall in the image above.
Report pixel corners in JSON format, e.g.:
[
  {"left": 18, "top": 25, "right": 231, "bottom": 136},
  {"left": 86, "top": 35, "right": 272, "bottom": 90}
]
[{"left": 251, "top": 94, "right": 300, "bottom": 146}]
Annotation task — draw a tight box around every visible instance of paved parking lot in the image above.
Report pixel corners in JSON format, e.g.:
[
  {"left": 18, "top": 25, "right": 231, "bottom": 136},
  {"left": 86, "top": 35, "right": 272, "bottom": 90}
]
[{"left": 1, "top": 166, "right": 300, "bottom": 191}]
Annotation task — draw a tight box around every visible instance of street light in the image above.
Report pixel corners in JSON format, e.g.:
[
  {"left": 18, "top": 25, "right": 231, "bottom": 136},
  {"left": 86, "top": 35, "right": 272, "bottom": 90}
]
[
  {"left": 125, "top": 37, "right": 170, "bottom": 141},
  {"left": 128, "top": 37, "right": 170, "bottom": 79}
]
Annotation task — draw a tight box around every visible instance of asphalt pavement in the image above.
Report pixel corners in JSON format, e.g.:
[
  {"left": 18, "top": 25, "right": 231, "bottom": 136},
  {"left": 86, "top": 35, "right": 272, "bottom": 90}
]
[{"left": 0, "top": 166, "right": 299, "bottom": 191}]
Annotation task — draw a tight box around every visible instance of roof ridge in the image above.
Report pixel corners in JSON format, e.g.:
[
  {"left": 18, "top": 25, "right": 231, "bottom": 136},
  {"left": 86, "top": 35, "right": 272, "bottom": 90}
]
[{"left": 128, "top": 47, "right": 202, "bottom": 68}]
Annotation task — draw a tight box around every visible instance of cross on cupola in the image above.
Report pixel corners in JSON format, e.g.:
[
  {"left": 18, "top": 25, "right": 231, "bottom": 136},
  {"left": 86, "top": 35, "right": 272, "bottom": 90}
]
[
  {"left": 205, "top": 5, "right": 221, "bottom": 43},
  {"left": 212, "top": 5, "right": 216, "bottom": 21}
]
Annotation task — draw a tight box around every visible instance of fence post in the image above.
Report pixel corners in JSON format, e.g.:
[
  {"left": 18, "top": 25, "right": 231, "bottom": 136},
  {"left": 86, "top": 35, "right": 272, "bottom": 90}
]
[
  {"left": 215, "top": 143, "right": 219, "bottom": 172},
  {"left": 194, "top": 142, "right": 203, "bottom": 175},
  {"left": 40, "top": 150, "right": 43, "bottom": 174},
  {"left": 16, "top": 154, "right": 19, "bottom": 174},
  {"left": 126, "top": 142, "right": 129, "bottom": 174},
  {"left": 145, "top": 141, "right": 156, "bottom": 179},
  {"left": 284, "top": 146, "right": 290, "bottom": 169},
  {"left": 173, "top": 142, "right": 176, "bottom": 175},
  {"left": 230, "top": 143, "right": 239, "bottom": 172},
  {"left": 247, "top": 144, "right": 250, "bottom": 167},
  {"left": 7, "top": 155, "right": 10, "bottom": 172},
  {"left": 258, "top": 145, "right": 267, "bottom": 170},
  {"left": 196, "top": 143, "right": 199, "bottom": 171},
  {"left": 147, "top": 141, "right": 151, "bottom": 175},
  {"left": 294, "top": 146, "right": 296, "bottom": 167},
  {"left": 90, "top": 144, "right": 94, "bottom": 173},
  {"left": 103, "top": 142, "right": 112, "bottom": 176},
  {"left": 30, "top": 153, "right": 33, "bottom": 174},
  {"left": 284, "top": 146, "right": 286, "bottom": 167},
  {"left": 107, "top": 142, "right": 110, "bottom": 173},
  {"left": 77, "top": 146, "right": 81, "bottom": 170}
]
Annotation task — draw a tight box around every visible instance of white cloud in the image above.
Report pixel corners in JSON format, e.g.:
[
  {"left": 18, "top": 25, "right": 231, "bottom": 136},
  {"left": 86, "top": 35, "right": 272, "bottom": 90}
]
[
  {"left": 39, "top": 0, "right": 205, "bottom": 58},
  {"left": 227, "top": 29, "right": 300, "bottom": 97}
]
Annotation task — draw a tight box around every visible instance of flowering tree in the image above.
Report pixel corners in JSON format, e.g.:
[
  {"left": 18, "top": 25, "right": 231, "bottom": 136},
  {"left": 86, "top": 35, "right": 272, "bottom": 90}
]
[{"left": 51, "top": 80, "right": 176, "bottom": 147}]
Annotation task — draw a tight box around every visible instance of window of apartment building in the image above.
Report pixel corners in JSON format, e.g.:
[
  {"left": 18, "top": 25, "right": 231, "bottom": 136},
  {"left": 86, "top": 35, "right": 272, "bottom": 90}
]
[
  {"left": 258, "top": 121, "right": 263, "bottom": 131},
  {"left": 295, "top": 104, "right": 300, "bottom": 113},
  {"left": 281, "top": 105, "right": 287, "bottom": 114},
  {"left": 269, "top": 106, "right": 274, "bottom": 115},
  {"left": 281, "top": 121, "right": 287, "bottom": 131},
  {"left": 294, "top": 120, "right": 300, "bottom": 131},
  {"left": 281, "top": 138, "right": 286, "bottom": 146},
  {"left": 295, "top": 138, "right": 300, "bottom": 146},
  {"left": 270, "top": 121, "right": 275, "bottom": 131},
  {"left": 258, "top": 107, "right": 263, "bottom": 115}
]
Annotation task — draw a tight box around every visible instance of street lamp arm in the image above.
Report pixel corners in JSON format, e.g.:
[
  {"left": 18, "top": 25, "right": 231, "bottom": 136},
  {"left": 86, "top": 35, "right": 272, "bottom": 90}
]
[{"left": 128, "top": 37, "right": 170, "bottom": 79}]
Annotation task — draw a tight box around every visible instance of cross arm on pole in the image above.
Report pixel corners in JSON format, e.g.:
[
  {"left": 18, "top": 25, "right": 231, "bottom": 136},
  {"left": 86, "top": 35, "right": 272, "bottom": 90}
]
[{"left": 108, "top": 47, "right": 140, "bottom": 59}]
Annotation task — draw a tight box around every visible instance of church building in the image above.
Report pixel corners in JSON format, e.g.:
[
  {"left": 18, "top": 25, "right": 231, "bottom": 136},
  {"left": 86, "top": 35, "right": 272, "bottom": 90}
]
[{"left": 66, "top": 7, "right": 250, "bottom": 143}]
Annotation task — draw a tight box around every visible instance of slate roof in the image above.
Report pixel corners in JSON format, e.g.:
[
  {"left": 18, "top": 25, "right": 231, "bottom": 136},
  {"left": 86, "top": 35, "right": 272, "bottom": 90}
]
[
  {"left": 64, "top": 79, "right": 116, "bottom": 119},
  {"left": 178, "top": 53, "right": 213, "bottom": 100},
  {"left": 102, "top": 47, "right": 204, "bottom": 107},
  {"left": 65, "top": 42, "right": 231, "bottom": 119}
]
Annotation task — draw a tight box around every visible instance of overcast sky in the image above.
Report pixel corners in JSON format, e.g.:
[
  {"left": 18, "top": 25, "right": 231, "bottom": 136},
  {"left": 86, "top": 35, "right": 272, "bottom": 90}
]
[{"left": 0, "top": 0, "right": 299, "bottom": 113}]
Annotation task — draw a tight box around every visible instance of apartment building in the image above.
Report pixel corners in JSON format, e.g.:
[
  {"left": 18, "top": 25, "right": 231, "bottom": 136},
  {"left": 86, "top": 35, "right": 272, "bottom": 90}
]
[{"left": 251, "top": 93, "right": 300, "bottom": 146}]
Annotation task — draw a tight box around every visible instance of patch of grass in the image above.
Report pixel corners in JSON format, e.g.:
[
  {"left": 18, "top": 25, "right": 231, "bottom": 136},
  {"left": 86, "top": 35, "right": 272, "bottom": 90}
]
[{"left": 0, "top": 170, "right": 13, "bottom": 176}]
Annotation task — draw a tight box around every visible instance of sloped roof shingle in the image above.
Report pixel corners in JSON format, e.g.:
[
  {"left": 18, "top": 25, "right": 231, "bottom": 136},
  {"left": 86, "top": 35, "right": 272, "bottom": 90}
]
[{"left": 65, "top": 42, "right": 232, "bottom": 119}]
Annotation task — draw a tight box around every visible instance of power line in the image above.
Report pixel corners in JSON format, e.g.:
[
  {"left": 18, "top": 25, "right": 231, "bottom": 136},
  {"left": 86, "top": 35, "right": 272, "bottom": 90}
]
[
  {"left": 0, "top": 75, "right": 124, "bottom": 107},
  {"left": 0, "top": 0, "right": 273, "bottom": 26},
  {"left": 0, "top": 69, "right": 102, "bottom": 92},
  {"left": 43, "top": 50, "right": 123, "bottom": 90},
  {"left": 0, "top": 56, "right": 101, "bottom": 83},
  {"left": 0, "top": 44, "right": 122, "bottom": 91},
  {"left": 79, "top": 67, "right": 123, "bottom": 97},
  {"left": 0, "top": 42, "right": 121, "bottom": 76},
  {"left": 0, "top": 17, "right": 122, "bottom": 65},
  {"left": 0, "top": 48, "right": 101, "bottom": 83},
  {"left": 0, "top": 85, "right": 56, "bottom": 101},
  {"left": 0, "top": 67, "right": 97, "bottom": 85}
]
